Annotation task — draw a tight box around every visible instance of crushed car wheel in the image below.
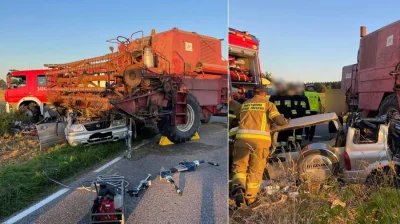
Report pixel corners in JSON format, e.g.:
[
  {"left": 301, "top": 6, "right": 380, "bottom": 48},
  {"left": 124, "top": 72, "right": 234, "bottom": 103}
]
[
  {"left": 158, "top": 93, "right": 201, "bottom": 143},
  {"left": 378, "top": 94, "right": 400, "bottom": 116}
]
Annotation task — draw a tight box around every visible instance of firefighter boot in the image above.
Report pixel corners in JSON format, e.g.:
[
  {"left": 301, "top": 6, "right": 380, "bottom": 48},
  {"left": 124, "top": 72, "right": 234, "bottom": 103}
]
[
  {"left": 231, "top": 141, "right": 250, "bottom": 207},
  {"left": 231, "top": 185, "right": 245, "bottom": 207},
  {"left": 245, "top": 145, "right": 270, "bottom": 205}
]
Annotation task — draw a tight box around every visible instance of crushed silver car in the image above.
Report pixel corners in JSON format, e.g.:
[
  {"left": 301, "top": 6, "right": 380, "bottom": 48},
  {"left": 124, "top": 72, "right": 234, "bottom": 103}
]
[{"left": 66, "top": 118, "right": 128, "bottom": 147}]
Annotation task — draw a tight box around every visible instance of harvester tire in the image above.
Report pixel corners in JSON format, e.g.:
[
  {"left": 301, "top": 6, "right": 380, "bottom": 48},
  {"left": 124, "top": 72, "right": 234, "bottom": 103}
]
[
  {"left": 158, "top": 93, "right": 201, "bottom": 143},
  {"left": 378, "top": 94, "right": 400, "bottom": 116}
]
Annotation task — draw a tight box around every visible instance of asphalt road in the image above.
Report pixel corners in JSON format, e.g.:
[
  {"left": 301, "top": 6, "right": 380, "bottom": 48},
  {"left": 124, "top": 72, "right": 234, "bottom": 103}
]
[
  {"left": 305, "top": 122, "right": 332, "bottom": 142},
  {"left": 10, "top": 116, "right": 228, "bottom": 224}
]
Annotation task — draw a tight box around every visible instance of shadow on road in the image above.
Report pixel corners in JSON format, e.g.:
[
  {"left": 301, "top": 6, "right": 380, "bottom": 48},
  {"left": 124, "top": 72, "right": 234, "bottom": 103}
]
[
  {"left": 179, "top": 172, "right": 187, "bottom": 194},
  {"left": 200, "top": 168, "right": 215, "bottom": 224}
]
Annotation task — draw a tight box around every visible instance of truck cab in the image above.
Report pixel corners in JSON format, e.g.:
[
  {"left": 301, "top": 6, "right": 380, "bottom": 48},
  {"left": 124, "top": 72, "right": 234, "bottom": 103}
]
[
  {"left": 5, "top": 69, "right": 49, "bottom": 116},
  {"left": 228, "top": 28, "right": 262, "bottom": 102}
]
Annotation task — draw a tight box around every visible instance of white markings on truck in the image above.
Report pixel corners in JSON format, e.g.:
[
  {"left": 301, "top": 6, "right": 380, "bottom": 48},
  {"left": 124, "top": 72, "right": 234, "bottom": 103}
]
[
  {"left": 185, "top": 42, "right": 193, "bottom": 51},
  {"left": 387, "top": 35, "right": 394, "bottom": 47}
]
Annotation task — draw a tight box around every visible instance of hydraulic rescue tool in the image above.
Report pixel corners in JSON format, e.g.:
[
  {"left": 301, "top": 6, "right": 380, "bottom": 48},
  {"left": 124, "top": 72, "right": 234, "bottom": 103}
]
[
  {"left": 89, "top": 175, "right": 126, "bottom": 224},
  {"left": 127, "top": 174, "right": 152, "bottom": 197},
  {"left": 160, "top": 160, "right": 219, "bottom": 195},
  {"left": 43, "top": 168, "right": 127, "bottom": 224}
]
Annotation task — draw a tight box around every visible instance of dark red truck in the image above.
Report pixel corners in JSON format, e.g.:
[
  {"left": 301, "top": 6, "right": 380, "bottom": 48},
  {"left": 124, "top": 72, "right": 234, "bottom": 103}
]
[{"left": 342, "top": 20, "right": 400, "bottom": 117}]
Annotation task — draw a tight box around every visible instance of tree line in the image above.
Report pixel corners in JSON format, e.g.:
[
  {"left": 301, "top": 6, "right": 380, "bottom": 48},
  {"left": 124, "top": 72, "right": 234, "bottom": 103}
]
[
  {"left": 305, "top": 81, "right": 341, "bottom": 93},
  {"left": 262, "top": 72, "right": 341, "bottom": 93},
  {"left": 0, "top": 79, "right": 6, "bottom": 89}
]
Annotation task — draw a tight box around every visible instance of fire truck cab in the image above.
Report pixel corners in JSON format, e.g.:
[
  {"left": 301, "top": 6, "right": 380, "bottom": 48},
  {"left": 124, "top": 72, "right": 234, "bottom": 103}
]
[
  {"left": 228, "top": 28, "right": 263, "bottom": 103},
  {"left": 5, "top": 69, "right": 49, "bottom": 118}
]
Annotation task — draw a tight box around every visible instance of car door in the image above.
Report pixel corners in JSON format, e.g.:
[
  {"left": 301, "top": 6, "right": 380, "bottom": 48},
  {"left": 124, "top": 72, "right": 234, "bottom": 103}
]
[{"left": 36, "top": 121, "right": 67, "bottom": 150}]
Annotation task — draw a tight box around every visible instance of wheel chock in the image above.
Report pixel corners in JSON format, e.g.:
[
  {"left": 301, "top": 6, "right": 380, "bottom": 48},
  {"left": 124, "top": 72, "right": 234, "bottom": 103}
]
[
  {"left": 158, "top": 132, "right": 200, "bottom": 146},
  {"left": 191, "top": 132, "right": 200, "bottom": 140},
  {"left": 159, "top": 136, "right": 175, "bottom": 146}
]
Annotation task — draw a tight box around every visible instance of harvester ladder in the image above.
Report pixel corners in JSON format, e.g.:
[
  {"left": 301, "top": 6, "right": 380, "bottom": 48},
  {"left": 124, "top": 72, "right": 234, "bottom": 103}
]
[{"left": 173, "top": 91, "right": 188, "bottom": 125}]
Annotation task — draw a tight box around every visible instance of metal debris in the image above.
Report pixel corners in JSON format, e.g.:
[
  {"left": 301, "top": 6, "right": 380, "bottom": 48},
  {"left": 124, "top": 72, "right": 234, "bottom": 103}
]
[{"left": 330, "top": 199, "right": 346, "bottom": 208}]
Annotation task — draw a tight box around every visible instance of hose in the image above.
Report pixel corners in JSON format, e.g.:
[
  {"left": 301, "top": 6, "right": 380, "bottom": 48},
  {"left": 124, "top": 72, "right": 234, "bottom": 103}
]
[{"left": 43, "top": 167, "right": 129, "bottom": 192}]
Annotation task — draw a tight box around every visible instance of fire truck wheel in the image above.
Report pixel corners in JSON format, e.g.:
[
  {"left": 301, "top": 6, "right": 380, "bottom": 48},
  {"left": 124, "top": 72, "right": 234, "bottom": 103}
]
[
  {"left": 379, "top": 94, "right": 400, "bottom": 116},
  {"left": 19, "top": 102, "right": 40, "bottom": 122},
  {"left": 158, "top": 93, "right": 201, "bottom": 143}
]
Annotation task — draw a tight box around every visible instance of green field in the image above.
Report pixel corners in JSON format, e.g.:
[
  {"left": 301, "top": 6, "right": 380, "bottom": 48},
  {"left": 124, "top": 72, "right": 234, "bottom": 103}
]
[{"left": 0, "top": 89, "right": 4, "bottom": 102}]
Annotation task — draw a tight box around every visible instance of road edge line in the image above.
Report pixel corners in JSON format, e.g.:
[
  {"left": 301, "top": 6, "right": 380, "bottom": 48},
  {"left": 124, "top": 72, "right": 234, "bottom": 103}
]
[
  {"left": 2, "top": 140, "right": 150, "bottom": 223},
  {"left": 93, "top": 157, "right": 122, "bottom": 173},
  {"left": 2, "top": 188, "right": 69, "bottom": 224},
  {"left": 93, "top": 140, "right": 149, "bottom": 173}
]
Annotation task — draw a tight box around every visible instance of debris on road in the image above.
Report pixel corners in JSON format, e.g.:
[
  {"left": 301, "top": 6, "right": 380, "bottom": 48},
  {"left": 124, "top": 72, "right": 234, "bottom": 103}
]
[
  {"left": 160, "top": 159, "right": 219, "bottom": 195},
  {"left": 127, "top": 174, "right": 152, "bottom": 197}
]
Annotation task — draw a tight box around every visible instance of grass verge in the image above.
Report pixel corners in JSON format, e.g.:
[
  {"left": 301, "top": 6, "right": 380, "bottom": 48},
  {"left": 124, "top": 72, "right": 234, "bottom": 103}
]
[
  {"left": 0, "top": 141, "right": 125, "bottom": 220},
  {"left": 230, "top": 181, "right": 400, "bottom": 223}
]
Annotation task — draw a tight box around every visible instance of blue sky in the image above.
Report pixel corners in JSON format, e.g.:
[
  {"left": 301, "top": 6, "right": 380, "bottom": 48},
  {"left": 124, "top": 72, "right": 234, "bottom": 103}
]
[
  {"left": 229, "top": 0, "right": 400, "bottom": 82},
  {"left": 0, "top": 0, "right": 227, "bottom": 80}
]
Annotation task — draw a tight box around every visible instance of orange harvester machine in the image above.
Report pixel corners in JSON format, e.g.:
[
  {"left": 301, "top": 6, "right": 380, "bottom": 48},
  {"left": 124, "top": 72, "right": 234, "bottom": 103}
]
[{"left": 44, "top": 28, "right": 228, "bottom": 123}]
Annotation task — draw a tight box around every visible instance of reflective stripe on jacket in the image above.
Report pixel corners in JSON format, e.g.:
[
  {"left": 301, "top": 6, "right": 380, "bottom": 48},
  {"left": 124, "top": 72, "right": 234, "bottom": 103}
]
[
  {"left": 305, "top": 91, "right": 320, "bottom": 112},
  {"left": 236, "top": 95, "right": 280, "bottom": 142}
]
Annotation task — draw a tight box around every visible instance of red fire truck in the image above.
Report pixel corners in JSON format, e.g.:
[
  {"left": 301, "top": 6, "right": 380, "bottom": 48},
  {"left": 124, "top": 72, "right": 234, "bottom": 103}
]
[
  {"left": 5, "top": 69, "right": 50, "bottom": 119},
  {"left": 228, "top": 28, "right": 263, "bottom": 103}
]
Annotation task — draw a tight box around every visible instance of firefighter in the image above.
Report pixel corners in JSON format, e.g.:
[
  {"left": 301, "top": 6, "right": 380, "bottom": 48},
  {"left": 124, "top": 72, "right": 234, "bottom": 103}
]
[
  {"left": 269, "top": 80, "right": 293, "bottom": 149},
  {"left": 292, "top": 82, "right": 311, "bottom": 146},
  {"left": 305, "top": 83, "right": 322, "bottom": 141},
  {"left": 286, "top": 83, "right": 297, "bottom": 146},
  {"left": 229, "top": 93, "right": 242, "bottom": 173},
  {"left": 231, "top": 84, "right": 288, "bottom": 206}
]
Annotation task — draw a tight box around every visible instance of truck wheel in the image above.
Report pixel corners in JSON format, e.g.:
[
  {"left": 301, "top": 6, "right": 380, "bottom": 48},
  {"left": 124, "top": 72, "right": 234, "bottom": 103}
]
[
  {"left": 201, "top": 109, "right": 211, "bottom": 124},
  {"left": 297, "top": 149, "right": 340, "bottom": 184},
  {"left": 378, "top": 94, "right": 400, "bottom": 116},
  {"left": 19, "top": 103, "right": 40, "bottom": 122},
  {"left": 158, "top": 93, "right": 201, "bottom": 143}
]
